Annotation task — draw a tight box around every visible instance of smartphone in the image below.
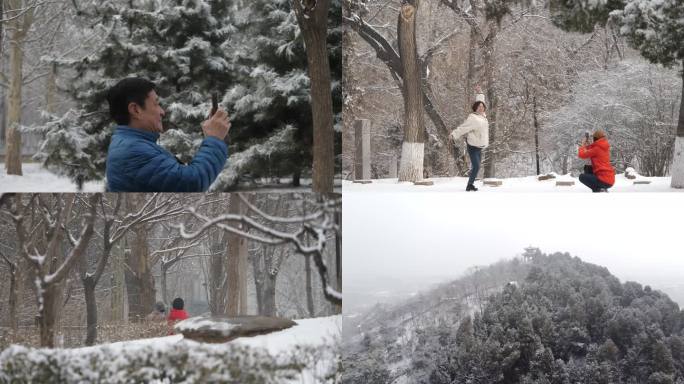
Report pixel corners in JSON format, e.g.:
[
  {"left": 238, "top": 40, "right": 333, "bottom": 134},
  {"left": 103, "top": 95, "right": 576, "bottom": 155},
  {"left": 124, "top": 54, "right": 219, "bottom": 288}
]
[{"left": 211, "top": 92, "right": 218, "bottom": 116}]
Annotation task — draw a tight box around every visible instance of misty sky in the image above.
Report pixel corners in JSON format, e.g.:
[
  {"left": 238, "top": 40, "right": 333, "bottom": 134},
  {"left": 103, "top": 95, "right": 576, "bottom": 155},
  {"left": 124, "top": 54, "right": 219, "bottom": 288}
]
[{"left": 343, "top": 192, "right": 684, "bottom": 304}]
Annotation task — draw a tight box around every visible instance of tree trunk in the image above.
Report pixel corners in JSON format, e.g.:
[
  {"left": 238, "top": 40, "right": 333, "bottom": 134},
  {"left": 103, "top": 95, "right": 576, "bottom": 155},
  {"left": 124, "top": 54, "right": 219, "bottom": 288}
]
[
  {"left": 83, "top": 278, "right": 97, "bottom": 346},
  {"left": 295, "top": 0, "right": 334, "bottom": 193},
  {"left": 4, "top": 0, "right": 33, "bottom": 176},
  {"left": 209, "top": 233, "right": 227, "bottom": 315},
  {"left": 305, "top": 255, "right": 315, "bottom": 317},
  {"left": 7, "top": 261, "right": 18, "bottom": 330},
  {"left": 466, "top": 15, "right": 479, "bottom": 113},
  {"left": 161, "top": 263, "right": 169, "bottom": 304},
  {"left": 4, "top": 24, "right": 24, "bottom": 175},
  {"left": 397, "top": 2, "right": 425, "bottom": 182},
  {"left": 292, "top": 168, "right": 301, "bottom": 187},
  {"left": 334, "top": 209, "right": 341, "bottom": 293},
  {"left": 38, "top": 281, "right": 60, "bottom": 348},
  {"left": 259, "top": 274, "right": 277, "bottom": 317},
  {"left": 125, "top": 216, "right": 156, "bottom": 321},
  {"left": 226, "top": 194, "right": 249, "bottom": 316},
  {"left": 482, "top": 26, "right": 498, "bottom": 178},
  {"left": 110, "top": 240, "right": 126, "bottom": 322},
  {"left": 534, "top": 94, "right": 540, "bottom": 175},
  {"left": 670, "top": 67, "right": 684, "bottom": 188},
  {"left": 46, "top": 62, "right": 57, "bottom": 115}
]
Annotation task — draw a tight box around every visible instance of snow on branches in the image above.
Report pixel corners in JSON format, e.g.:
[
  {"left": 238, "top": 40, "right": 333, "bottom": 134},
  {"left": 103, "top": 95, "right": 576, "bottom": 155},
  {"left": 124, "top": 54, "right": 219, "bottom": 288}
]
[{"left": 175, "top": 193, "right": 342, "bottom": 305}]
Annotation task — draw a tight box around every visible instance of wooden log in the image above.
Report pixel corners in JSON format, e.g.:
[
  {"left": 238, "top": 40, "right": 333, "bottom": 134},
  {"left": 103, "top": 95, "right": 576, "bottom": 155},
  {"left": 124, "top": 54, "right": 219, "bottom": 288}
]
[
  {"left": 177, "top": 316, "right": 297, "bottom": 343},
  {"left": 633, "top": 180, "right": 651, "bottom": 185},
  {"left": 413, "top": 180, "right": 434, "bottom": 186},
  {"left": 538, "top": 174, "right": 556, "bottom": 181},
  {"left": 352, "top": 180, "right": 372, "bottom": 184},
  {"left": 556, "top": 180, "right": 575, "bottom": 186}
]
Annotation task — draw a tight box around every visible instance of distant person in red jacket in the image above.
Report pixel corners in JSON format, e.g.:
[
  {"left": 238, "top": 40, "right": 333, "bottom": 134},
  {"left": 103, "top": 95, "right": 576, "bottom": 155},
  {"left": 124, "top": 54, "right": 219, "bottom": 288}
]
[
  {"left": 167, "top": 297, "right": 189, "bottom": 335},
  {"left": 578, "top": 130, "right": 615, "bottom": 192}
]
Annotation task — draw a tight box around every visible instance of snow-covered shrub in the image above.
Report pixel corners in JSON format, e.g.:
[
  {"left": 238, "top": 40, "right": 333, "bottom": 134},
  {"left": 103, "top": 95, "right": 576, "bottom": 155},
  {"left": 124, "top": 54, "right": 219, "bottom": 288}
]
[{"left": 0, "top": 339, "right": 340, "bottom": 383}]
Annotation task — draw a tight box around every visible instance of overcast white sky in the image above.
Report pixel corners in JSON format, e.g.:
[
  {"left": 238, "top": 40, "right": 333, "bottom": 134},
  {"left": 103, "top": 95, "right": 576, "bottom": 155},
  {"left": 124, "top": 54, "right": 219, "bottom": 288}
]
[{"left": 344, "top": 192, "right": 684, "bottom": 293}]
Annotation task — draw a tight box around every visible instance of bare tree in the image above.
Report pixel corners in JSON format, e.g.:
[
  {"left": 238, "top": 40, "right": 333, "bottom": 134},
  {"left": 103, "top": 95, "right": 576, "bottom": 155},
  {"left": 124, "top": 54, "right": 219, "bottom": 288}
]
[
  {"left": 176, "top": 193, "right": 342, "bottom": 306},
  {"left": 77, "top": 193, "right": 183, "bottom": 345},
  {"left": 8, "top": 193, "right": 97, "bottom": 347}
]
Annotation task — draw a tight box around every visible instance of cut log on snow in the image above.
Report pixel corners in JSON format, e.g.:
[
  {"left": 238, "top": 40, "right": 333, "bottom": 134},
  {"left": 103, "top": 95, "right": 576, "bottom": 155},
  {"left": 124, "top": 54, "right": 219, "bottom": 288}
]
[
  {"left": 413, "top": 180, "right": 434, "bottom": 186},
  {"left": 176, "top": 316, "right": 297, "bottom": 343},
  {"left": 538, "top": 174, "right": 556, "bottom": 181},
  {"left": 633, "top": 180, "right": 651, "bottom": 185},
  {"left": 556, "top": 181, "right": 575, "bottom": 186},
  {"left": 352, "top": 180, "right": 373, "bottom": 184},
  {"left": 483, "top": 179, "right": 503, "bottom": 187}
]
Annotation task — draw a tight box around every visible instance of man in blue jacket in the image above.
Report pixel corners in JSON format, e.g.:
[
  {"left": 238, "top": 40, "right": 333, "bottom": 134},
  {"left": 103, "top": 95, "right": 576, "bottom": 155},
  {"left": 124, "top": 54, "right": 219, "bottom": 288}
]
[{"left": 105, "top": 78, "right": 229, "bottom": 192}]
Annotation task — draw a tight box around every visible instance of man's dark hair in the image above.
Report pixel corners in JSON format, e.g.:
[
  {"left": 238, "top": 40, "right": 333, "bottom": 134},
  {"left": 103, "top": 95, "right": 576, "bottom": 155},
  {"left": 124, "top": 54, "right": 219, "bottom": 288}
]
[
  {"left": 107, "top": 77, "right": 156, "bottom": 125},
  {"left": 172, "top": 297, "right": 185, "bottom": 310},
  {"left": 471, "top": 101, "right": 486, "bottom": 113}
]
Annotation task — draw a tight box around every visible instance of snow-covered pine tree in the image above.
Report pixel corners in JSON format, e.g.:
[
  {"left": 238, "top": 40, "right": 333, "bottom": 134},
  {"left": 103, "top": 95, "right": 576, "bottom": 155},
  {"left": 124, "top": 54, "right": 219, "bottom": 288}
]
[
  {"left": 215, "top": 0, "right": 342, "bottom": 189},
  {"left": 32, "top": 0, "right": 341, "bottom": 189},
  {"left": 610, "top": 0, "right": 683, "bottom": 188},
  {"left": 33, "top": 0, "right": 238, "bottom": 184}
]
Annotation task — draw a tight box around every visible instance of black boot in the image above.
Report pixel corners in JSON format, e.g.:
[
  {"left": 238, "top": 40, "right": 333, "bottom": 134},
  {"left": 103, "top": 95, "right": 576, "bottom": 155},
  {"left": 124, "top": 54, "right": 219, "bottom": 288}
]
[{"left": 466, "top": 184, "right": 478, "bottom": 191}]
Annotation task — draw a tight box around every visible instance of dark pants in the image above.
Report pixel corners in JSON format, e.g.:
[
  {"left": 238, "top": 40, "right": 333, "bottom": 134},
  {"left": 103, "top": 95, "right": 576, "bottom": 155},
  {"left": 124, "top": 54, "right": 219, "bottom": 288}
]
[
  {"left": 467, "top": 144, "right": 482, "bottom": 186},
  {"left": 579, "top": 173, "right": 612, "bottom": 192}
]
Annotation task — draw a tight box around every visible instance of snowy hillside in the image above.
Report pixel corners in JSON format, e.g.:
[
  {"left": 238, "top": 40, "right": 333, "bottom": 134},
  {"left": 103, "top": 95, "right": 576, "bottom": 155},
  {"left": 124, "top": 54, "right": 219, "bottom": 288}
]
[
  {"left": 342, "top": 253, "right": 684, "bottom": 384},
  {"left": 343, "top": 173, "right": 678, "bottom": 192},
  {"left": 0, "top": 315, "right": 340, "bottom": 384},
  {"left": 343, "top": 260, "right": 531, "bottom": 383}
]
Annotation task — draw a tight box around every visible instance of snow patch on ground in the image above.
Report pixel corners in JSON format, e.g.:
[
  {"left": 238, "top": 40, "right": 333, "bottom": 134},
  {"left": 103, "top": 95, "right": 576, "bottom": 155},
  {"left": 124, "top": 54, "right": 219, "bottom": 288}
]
[
  {"left": 0, "top": 163, "right": 341, "bottom": 192},
  {"left": 344, "top": 173, "right": 676, "bottom": 192},
  {"left": 0, "top": 163, "right": 104, "bottom": 192}
]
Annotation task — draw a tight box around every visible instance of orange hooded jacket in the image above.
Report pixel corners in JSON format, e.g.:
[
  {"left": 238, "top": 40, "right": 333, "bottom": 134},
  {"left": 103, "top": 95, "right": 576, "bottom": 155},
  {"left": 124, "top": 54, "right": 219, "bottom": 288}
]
[{"left": 578, "top": 137, "right": 615, "bottom": 186}]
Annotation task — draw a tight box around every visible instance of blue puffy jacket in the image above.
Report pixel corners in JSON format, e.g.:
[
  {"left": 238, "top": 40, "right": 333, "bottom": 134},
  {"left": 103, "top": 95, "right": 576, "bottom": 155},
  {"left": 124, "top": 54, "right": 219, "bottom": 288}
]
[{"left": 106, "top": 126, "right": 228, "bottom": 192}]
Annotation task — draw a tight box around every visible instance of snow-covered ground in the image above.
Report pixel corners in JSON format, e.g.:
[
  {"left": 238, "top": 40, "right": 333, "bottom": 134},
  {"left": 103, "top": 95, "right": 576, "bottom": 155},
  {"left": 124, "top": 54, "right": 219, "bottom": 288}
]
[
  {"left": 0, "top": 315, "right": 341, "bottom": 383},
  {"left": 0, "top": 163, "right": 341, "bottom": 192},
  {"left": 343, "top": 173, "right": 678, "bottom": 192},
  {"left": 0, "top": 163, "right": 104, "bottom": 192}
]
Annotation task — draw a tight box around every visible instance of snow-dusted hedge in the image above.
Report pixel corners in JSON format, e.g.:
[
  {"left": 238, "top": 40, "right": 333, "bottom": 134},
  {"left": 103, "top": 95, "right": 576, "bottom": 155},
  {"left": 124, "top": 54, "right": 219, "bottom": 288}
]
[{"left": 0, "top": 340, "right": 338, "bottom": 383}]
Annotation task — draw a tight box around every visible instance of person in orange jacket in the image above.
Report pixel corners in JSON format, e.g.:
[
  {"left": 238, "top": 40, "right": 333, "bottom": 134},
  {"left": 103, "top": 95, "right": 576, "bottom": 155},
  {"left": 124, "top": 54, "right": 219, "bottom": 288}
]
[
  {"left": 167, "top": 297, "right": 189, "bottom": 335},
  {"left": 578, "top": 130, "right": 615, "bottom": 192}
]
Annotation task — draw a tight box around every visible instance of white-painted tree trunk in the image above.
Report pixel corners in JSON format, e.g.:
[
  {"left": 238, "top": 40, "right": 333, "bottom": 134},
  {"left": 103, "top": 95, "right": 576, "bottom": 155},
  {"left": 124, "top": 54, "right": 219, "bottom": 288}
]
[
  {"left": 398, "top": 142, "right": 424, "bottom": 182},
  {"left": 670, "top": 136, "right": 684, "bottom": 188},
  {"left": 397, "top": 3, "right": 425, "bottom": 183}
]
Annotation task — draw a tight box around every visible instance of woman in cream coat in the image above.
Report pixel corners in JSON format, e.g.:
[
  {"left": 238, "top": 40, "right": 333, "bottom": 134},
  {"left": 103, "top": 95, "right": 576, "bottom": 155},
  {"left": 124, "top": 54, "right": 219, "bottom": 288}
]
[{"left": 449, "top": 88, "right": 489, "bottom": 191}]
